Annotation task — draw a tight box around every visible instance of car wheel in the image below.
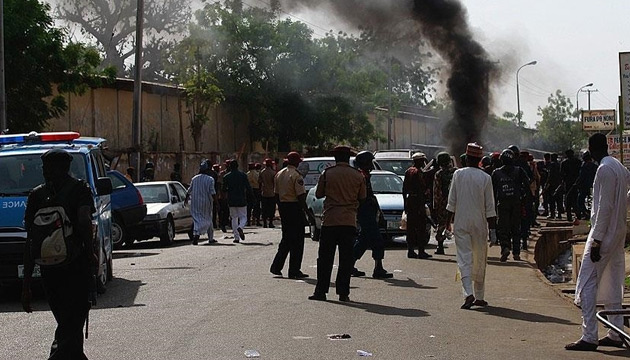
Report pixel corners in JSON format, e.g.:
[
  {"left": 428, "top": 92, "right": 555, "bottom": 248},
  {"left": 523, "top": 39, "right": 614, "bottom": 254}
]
[
  {"left": 111, "top": 218, "right": 126, "bottom": 250},
  {"left": 310, "top": 224, "right": 320, "bottom": 242},
  {"left": 160, "top": 217, "right": 175, "bottom": 246}
]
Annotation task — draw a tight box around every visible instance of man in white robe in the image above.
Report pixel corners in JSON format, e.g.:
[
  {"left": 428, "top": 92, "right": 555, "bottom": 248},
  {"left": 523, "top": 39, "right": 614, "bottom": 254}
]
[
  {"left": 566, "top": 133, "right": 629, "bottom": 351},
  {"left": 186, "top": 160, "right": 217, "bottom": 245},
  {"left": 446, "top": 143, "right": 497, "bottom": 309}
]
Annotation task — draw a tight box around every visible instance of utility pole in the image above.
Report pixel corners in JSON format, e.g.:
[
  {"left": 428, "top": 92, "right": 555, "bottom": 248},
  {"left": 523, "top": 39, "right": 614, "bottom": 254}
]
[
  {"left": 0, "top": 0, "right": 6, "bottom": 133},
  {"left": 581, "top": 88, "right": 599, "bottom": 110},
  {"left": 131, "top": 0, "right": 144, "bottom": 181}
]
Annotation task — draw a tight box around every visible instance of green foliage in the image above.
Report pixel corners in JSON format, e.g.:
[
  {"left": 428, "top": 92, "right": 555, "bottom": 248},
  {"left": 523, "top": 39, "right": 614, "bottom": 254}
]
[
  {"left": 4, "top": 0, "right": 114, "bottom": 133},
  {"left": 183, "top": 69, "right": 224, "bottom": 151},
  {"left": 164, "top": 1, "right": 436, "bottom": 152},
  {"left": 535, "top": 90, "right": 587, "bottom": 152}
]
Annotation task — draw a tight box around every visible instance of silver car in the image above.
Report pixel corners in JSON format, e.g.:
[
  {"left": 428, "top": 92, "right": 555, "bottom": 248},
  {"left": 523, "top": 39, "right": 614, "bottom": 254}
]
[
  {"left": 127, "top": 181, "right": 193, "bottom": 246},
  {"left": 306, "top": 170, "right": 405, "bottom": 242}
]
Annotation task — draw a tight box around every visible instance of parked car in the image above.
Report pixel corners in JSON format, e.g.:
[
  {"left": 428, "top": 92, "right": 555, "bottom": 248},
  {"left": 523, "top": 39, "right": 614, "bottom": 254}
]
[
  {"left": 107, "top": 170, "right": 147, "bottom": 248},
  {"left": 127, "top": 181, "right": 193, "bottom": 246},
  {"left": 374, "top": 158, "right": 413, "bottom": 180},
  {"left": 306, "top": 170, "right": 405, "bottom": 242},
  {"left": 300, "top": 156, "right": 380, "bottom": 191}
]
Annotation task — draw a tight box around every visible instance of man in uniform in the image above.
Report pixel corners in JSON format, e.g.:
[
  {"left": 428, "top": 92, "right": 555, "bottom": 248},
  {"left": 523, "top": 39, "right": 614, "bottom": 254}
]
[
  {"left": 270, "top": 152, "right": 315, "bottom": 279},
  {"left": 446, "top": 143, "right": 497, "bottom": 309},
  {"left": 22, "top": 149, "right": 97, "bottom": 359},
  {"left": 186, "top": 160, "right": 217, "bottom": 245},
  {"left": 492, "top": 149, "right": 529, "bottom": 262},
  {"left": 566, "top": 133, "right": 630, "bottom": 351},
  {"left": 433, "top": 152, "right": 456, "bottom": 255},
  {"left": 246, "top": 163, "right": 262, "bottom": 226},
  {"left": 351, "top": 151, "right": 393, "bottom": 279},
  {"left": 309, "top": 146, "right": 366, "bottom": 302},
  {"left": 561, "top": 149, "right": 582, "bottom": 222},
  {"left": 258, "top": 158, "right": 277, "bottom": 228},
  {"left": 545, "top": 153, "right": 563, "bottom": 219},
  {"left": 222, "top": 160, "right": 253, "bottom": 243},
  {"left": 403, "top": 152, "right": 431, "bottom": 259},
  {"left": 575, "top": 151, "right": 597, "bottom": 220}
]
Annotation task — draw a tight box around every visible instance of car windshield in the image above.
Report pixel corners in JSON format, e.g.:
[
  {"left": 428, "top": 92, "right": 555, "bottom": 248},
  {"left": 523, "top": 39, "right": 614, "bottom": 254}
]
[
  {"left": 0, "top": 153, "right": 86, "bottom": 195},
  {"left": 375, "top": 159, "right": 413, "bottom": 176},
  {"left": 371, "top": 174, "right": 403, "bottom": 194},
  {"left": 136, "top": 184, "right": 169, "bottom": 203}
]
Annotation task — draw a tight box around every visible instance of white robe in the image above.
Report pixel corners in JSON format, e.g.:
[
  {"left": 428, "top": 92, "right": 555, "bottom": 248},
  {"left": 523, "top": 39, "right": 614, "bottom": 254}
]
[
  {"left": 574, "top": 156, "right": 629, "bottom": 343},
  {"left": 447, "top": 167, "right": 496, "bottom": 294},
  {"left": 575, "top": 156, "right": 628, "bottom": 305},
  {"left": 187, "top": 174, "right": 216, "bottom": 238}
]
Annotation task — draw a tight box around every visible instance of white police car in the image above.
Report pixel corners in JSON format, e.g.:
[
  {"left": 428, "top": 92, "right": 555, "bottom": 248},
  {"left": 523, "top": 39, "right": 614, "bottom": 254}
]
[{"left": 0, "top": 131, "right": 113, "bottom": 292}]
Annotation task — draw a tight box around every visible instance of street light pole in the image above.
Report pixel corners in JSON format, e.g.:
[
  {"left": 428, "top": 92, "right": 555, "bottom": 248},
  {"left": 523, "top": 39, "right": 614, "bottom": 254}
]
[
  {"left": 516, "top": 60, "right": 537, "bottom": 127},
  {"left": 575, "top": 83, "right": 593, "bottom": 120}
]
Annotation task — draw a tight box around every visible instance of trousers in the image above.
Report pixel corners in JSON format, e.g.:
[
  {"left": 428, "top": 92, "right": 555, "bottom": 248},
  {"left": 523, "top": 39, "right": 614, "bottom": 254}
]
[
  {"left": 314, "top": 226, "right": 356, "bottom": 296},
  {"left": 497, "top": 201, "right": 521, "bottom": 255},
  {"left": 271, "top": 202, "right": 305, "bottom": 276}
]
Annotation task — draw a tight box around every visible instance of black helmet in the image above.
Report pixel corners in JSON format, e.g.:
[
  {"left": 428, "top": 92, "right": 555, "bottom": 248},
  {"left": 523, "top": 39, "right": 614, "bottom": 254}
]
[
  {"left": 355, "top": 151, "right": 375, "bottom": 169},
  {"left": 480, "top": 155, "right": 492, "bottom": 167},
  {"left": 500, "top": 149, "right": 514, "bottom": 165},
  {"left": 437, "top": 152, "right": 451, "bottom": 166},
  {"left": 507, "top": 145, "right": 519, "bottom": 155}
]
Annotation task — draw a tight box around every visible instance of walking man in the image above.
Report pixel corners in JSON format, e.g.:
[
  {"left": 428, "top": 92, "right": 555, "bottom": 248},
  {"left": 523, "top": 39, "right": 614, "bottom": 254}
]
[
  {"left": 403, "top": 152, "right": 431, "bottom": 259},
  {"left": 259, "top": 158, "right": 277, "bottom": 228},
  {"left": 309, "top": 146, "right": 366, "bottom": 302},
  {"left": 433, "top": 152, "right": 456, "bottom": 255},
  {"left": 22, "top": 149, "right": 97, "bottom": 359},
  {"left": 270, "top": 152, "right": 315, "bottom": 279},
  {"left": 186, "top": 160, "right": 217, "bottom": 245},
  {"left": 566, "top": 133, "right": 630, "bottom": 351},
  {"left": 446, "top": 143, "right": 497, "bottom": 309},
  {"left": 351, "top": 151, "right": 393, "bottom": 279},
  {"left": 222, "top": 160, "right": 253, "bottom": 243}
]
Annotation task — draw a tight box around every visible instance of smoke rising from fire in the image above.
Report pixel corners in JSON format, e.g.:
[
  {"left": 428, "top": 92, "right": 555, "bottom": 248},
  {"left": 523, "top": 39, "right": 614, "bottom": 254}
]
[{"left": 281, "top": 0, "right": 497, "bottom": 155}]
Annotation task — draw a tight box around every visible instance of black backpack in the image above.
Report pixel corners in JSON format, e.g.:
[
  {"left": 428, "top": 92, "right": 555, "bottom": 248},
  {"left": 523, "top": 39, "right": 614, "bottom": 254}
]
[{"left": 29, "top": 180, "right": 82, "bottom": 267}]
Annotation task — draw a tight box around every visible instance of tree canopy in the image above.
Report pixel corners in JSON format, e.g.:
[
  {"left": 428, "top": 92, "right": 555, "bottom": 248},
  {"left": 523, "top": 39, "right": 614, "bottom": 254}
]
[
  {"left": 5, "top": 0, "right": 114, "bottom": 133},
  {"left": 535, "top": 90, "right": 587, "bottom": 152}
]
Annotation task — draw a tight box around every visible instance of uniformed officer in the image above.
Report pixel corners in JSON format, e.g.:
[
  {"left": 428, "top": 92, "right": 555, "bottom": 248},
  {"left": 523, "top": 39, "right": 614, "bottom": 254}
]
[
  {"left": 246, "top": 162, "right": 261, "bottom": 226},
  {"left": 258, "top": 158, "right": 277, "bottom": 228},
  {"left": 270, "top": 152, "right": 315, "bottom": 279},
  {"left": 309, "top": 146, "right": 367, "bottom": 302},
  {"left": 403, "top": 152, "right": 432, "bottom": 259}
]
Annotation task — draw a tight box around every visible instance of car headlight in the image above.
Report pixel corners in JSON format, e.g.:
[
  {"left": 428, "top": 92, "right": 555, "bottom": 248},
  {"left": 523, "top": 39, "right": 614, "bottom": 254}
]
[{"left": 144, "top": 214, "right": 161, "bottom": 221}]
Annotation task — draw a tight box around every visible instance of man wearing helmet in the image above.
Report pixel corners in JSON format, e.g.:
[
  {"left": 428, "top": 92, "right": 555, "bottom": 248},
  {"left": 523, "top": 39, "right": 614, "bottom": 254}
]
[
  {"left": 491, "top": 149, "right": 529, "bottom": 262},
  {"left": 433, "top": 152, "right": 456, "bottom": 255},
  {"left": 351, "top": 151, "right": 393, "bottom": 279},
  {"left": 403, "top": 152, "right": 432, "bottom": 259}
]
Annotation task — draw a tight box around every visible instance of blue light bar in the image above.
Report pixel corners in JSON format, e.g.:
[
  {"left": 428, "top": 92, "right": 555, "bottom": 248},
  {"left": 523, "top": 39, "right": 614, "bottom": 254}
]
[{"left": 0, "top": 134, "right": 25, "bottom": 144}]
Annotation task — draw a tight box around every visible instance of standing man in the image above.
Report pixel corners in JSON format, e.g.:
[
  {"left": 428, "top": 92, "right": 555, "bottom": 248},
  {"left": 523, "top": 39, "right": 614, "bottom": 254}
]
[
  {"left": 170, "top": 163, "right": 182, "bottom": 182},
  {"left": 309, "top": 146, "right": 366, "bottom": 302},
  {"left": 561, "top": 149, "right": 582, "bottom": 222},
  {"left": 222, "top": 160, "right": 253, "bottom": 243},
  {"left": 545, "top": 153, "right": 563, "bottom": 219},
  {"left": 352, "top": 151, "right": 393, "bottom": 279},
  {"left": 566, "top": 133, "right": 630, "bottom": 351},
  {"left": 218, "top": 161, "right": 231, "bottom": 233},
  {"left": 270, "top": 152, "right": 315, "bottom": 279},
  {"left": 491, "top": 149, "right": 528, "bottom": 262},
  {"left": 246, "top": 163, "right": 262, "bottom": 226},
  {"left": 446, "top": 143, "right": 497, "bottom": 309},
  {"left": 259, "top": 158, "right": 277, "bottom": 228},
  {"left": 575, "top": 151, "right": 597, "bottom": 220},
  {"left": 212, "top": 164, "right": 222, "bottom": 229},
  {"left": 186, "top": 160, "right": 217, "bottom": 245},
  {"left": 433, "top": 152, "right": 456, "bottom": 255},
  {"left": 403, "top": 152, "right": 431, "bottom": 259},
  {"left": 22, "top": 149, "right": 97, "bottom": 359}
]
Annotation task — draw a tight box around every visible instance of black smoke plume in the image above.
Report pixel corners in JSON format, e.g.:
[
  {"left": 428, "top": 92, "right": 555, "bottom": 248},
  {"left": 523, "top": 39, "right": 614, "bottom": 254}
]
[{"left": 281, "top": 0, "right": 497, "bottom": 156}]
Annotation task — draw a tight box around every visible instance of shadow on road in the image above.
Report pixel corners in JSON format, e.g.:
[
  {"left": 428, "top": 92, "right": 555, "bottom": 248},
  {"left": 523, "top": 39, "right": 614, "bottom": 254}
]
[
  {"left": 475, "top": 305, "right": 579, "bottom": 325},
  {"left": 332, "top": 300, "right": 430, "bottom": 318},
  {"left": 239, "top": 242, "right": 274, "bottom": 246},
  {"left": 487, "top": 256, "right": 533, "bottom": 268},
  {"left": 381, "top": 277, "right": 437, "bottom": 290},
  {"left": 598, "top": 348, "right": 630, "bottom": 357},
  {"left": 0, "top": 277, "right": 145, "bottom": 312},
  {"left": 300, "top": 278, "right": 358, "bottom": 290},
  {"left": 113, "top": 252, "right": 160, "bottom": 259}
]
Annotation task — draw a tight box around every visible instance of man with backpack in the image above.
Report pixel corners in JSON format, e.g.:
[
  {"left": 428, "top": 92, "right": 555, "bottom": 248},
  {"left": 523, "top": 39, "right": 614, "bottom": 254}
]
[
  {"left": 21, "top": 148, "right": 97, "bottom": 360},
  {"left": 492, "top": 149, "right": 530, "bottom": 262}
]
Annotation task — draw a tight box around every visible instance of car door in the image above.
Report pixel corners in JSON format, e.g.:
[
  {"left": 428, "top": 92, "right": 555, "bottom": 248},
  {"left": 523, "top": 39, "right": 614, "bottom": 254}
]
[{"left": 173, "top": 182, "right": 192, "bottom": 229}]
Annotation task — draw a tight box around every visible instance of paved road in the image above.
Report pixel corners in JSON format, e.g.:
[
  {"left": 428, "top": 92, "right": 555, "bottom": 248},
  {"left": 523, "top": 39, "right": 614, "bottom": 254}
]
[{"left": 0, "top": 227, "right": 627, "bottom": 359}]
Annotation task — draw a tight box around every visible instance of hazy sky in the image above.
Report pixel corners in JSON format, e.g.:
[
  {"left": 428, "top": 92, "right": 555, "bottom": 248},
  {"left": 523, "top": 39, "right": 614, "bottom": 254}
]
[{"left": 283, "top": 0, "right": 629, "bottom": 128}]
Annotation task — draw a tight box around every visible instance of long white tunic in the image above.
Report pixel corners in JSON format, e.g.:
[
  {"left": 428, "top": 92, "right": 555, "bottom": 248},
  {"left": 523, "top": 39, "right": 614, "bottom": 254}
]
[
  {"left": 187, "top": 174, "right": 216, "bottom": 236},
  {"left": 446, "top": 167, "right": 496, "bottom": 282},
  {"left": 575, "top": 156, "right": 629, "bottom": 305}
]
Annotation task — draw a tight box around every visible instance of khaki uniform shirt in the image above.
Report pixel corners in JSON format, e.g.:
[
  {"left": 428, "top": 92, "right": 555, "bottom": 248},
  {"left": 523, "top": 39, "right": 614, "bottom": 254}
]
[
  {"left": 274, "top": 165, "right": 305, "bottom": 203},
  {"left": 316, "top": 162, "right": 366, "bottom": 227},
  {"left": 247, "top": 170, "right": 260, "bottom": 189},
  {"left": 259, "top": 167, "right": 277, "bottom": 198}
]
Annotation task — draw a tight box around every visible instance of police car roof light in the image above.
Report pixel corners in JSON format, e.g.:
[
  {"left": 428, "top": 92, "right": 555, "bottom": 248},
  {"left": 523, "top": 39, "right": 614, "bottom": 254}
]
[
  {"left": 0, "top": 134, "right": 25, "bottom": 144},
  {"left": 0, "top": 131, "right": 80, "bottom": 145}
]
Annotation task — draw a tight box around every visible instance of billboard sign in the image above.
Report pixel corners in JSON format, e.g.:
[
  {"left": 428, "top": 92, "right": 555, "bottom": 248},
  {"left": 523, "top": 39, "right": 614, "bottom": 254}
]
[
  {"left": 620, "top": 52, "right": 630, "bottom": 129},
  {"left": 582, "top": 109, "right": 616, "bottom": 131},
  {"left": 607, "top": 134, "right": 630, "bottom": 167}
]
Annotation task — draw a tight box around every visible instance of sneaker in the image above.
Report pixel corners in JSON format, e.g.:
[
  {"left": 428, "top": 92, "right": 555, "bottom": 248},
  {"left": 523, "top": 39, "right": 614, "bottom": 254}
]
[
  {"left": 237, "top": 227, "right": 245, "bottom": 240},
  {"left": 351, "top": 268, "right": 366, "bottom": 277}
]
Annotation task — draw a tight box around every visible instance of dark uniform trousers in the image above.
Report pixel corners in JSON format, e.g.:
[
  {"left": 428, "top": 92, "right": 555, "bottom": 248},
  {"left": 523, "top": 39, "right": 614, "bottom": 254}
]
[
  {"left": 42, "top": 258, "right": 90, "bottom": 360},
  {"left": 315, "top": 226, "right": 356, "bottom": 296},
  {"left": 247, "top": 188, "right": 262, "bottom": 223},
  {"left": 406, "top": 199, "right": 428, "bottom": 252},
  {"left": 497, "top": 201, "right": 521, "bottom": 256},
  {"left": 271, "top": 202, "right": 305, "bottom": 275},
  {"left": 219, "top": 197, "right": 230, "bottom": 228},
  {"left": 353, "top": 202, "right": 384, "bottom": 261},
  {"left": 261, "top": 196, "right": 276, "bottom": 223}
]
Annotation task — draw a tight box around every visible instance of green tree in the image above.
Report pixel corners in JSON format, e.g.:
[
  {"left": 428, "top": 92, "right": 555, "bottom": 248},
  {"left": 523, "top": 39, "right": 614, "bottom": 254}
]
[
  {"left": 183, "top": 69, "right": 224, "bottom": 152},
  {"left": 5, "top": 0, "right": 115, "bottom": 133},
  {"left": 535, "top": 90, "right": 587, "bottom": 151}
]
